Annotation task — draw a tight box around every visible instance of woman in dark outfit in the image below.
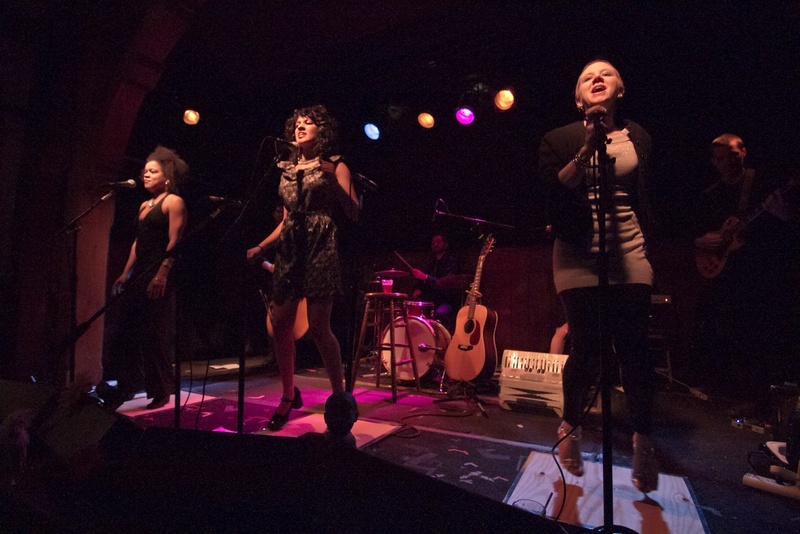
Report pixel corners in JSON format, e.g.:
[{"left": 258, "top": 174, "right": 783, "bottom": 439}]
[
  {"left": 247, "top": 105, "right": 359, "bottom": 430},
  {"left": 105, "top": 146, "right": 188, "bottom": 410},
  {"left": 538, "top": 60, "right": 659, "bottom": 493}
]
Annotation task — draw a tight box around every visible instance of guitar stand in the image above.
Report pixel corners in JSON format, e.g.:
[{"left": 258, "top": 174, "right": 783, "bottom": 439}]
[{"left": 434, "top": 378, "right": 489, "bottom": 418}]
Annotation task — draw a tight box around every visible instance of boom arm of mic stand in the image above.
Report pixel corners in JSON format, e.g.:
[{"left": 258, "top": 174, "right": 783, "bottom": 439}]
[{"left": 433, "top": 210, "right": 515, "bottom": 231}]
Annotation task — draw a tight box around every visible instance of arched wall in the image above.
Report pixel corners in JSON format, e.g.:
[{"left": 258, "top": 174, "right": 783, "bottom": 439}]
[{"left": 5, "top": 2, "right": 206, "bottom": 384}]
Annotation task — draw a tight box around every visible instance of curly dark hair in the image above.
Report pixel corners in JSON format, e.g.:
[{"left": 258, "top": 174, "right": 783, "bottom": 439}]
[
  {"left": 144, "top": 145, "right": 189, "bottom": 194},
  {"left": 282, "top": 104, "right": 339, "bottom": 160}
]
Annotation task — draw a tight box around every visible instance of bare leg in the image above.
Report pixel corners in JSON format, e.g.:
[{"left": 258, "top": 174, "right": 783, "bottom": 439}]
[
  {"left": 269, "top": 298, "right": 300, "bottom": 416},
  {"left": 306, "top": 298, "right": 344, "bottom": 393}
]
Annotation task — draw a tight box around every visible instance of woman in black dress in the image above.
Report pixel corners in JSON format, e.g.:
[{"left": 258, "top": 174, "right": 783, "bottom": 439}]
[
  {"left": 105, "top": 146, "right": 188, "bottom": 410},
  {"left": 247, "top": 105, "right": 359, "bottom": 430}
]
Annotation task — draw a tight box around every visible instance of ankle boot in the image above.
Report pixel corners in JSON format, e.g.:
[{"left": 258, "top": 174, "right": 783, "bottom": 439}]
[
  {"left": 557, "top": 421, "right": 584, "bottom": 476},
  {"left": 632, "top": 432, "right": 659, "bottom": 493}
]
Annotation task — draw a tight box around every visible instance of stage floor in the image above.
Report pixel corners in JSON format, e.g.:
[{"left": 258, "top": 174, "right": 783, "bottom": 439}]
[{"left": 116, "top": 356, "right": 795, "bottom": 533}]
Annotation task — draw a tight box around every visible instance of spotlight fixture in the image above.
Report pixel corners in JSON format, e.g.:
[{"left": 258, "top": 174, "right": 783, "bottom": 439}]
[
  {"left": 455, "top": 107, "right": 474, "bottom": 125},
  {"left": 494, "top": 89, "right": 515, "bottom": 111},
  {"left": 387, "top": 105, "right": 404, "bottom": 120},
  {"left": 417, "top": 112, "right": 435, "bottom": 129},
  {"left": 364, "top": 123, "right": 380, "bottom": 140},
  {"left": 183, "top": 109, "right": 200, "bottom": 125}
]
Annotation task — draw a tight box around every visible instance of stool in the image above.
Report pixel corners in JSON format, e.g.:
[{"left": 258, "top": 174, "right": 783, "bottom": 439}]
[{"left": 351, "top": 292, "right": 421, "bottom": 402}]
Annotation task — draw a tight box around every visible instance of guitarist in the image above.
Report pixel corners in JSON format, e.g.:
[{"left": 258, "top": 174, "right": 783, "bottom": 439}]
[{"left": 692, "top": 133, "right": 800, "bottom": 414}]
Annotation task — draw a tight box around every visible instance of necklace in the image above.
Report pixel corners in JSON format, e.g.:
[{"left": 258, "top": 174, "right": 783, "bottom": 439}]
[{"left": 148, "top": 193, "right": 164, "bottom": 208}]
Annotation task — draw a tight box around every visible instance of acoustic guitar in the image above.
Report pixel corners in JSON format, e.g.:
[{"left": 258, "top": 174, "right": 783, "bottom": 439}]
[
  {"left": 258, "top": 260, "right": 309, "bottom": 340},
  {"left": 444, "top": 236, "right": 498, "bottom": 383},
  {"left": 695, "top": 179, "right": 796, "bottom": 279}
]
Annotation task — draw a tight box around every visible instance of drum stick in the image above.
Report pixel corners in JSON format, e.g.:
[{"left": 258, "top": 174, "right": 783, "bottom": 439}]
[{"left": 393, "top": 251, "right": 415, "bottom": 273}]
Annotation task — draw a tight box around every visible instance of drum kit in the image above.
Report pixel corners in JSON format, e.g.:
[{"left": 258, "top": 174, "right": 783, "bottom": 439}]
[{"left": 369, "top": 268, "right": 458, "bottom": 385}]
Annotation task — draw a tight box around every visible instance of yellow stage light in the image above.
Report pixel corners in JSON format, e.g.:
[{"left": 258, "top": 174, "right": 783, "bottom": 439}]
[
  {"left": 183, "top": 109, "right": 200, "bottom": 125},
  {"left": 494, "top": 90, "right": 515, "bottom": 111},
  {"left": 417, "top": 112, "right": 435, "bottom": 129}
]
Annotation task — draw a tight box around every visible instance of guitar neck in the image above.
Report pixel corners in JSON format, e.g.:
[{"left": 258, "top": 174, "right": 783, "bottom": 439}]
[
  {"left": 466, "top": 258, "right": 486, "bottom": 317},
  {"left": 728, "top": 178, "right": 797, "bottom": 237},
  {"left": 466, "top": 236, "right": 494, "bottom": 318}
]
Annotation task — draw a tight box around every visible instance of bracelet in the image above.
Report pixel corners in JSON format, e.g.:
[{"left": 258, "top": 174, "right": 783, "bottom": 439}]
[
  {"left": 572, "top": 153, "right": 592, "bottom": 169},
  {"left": 255, "top": 245, "right": 263, "bottom": 251}
]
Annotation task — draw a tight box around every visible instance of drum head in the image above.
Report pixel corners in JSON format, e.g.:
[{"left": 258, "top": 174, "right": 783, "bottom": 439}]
[{"left": 381, "top": 316, "right": 436, "bottom": 383}]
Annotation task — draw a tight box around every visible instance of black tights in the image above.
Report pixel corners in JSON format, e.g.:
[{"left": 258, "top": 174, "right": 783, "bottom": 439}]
[{"left": 560, "top": 284, "right": 654, "bottom": 435}]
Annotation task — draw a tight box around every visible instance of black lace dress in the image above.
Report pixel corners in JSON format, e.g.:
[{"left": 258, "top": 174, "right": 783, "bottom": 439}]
[{"left": 272, "top": 156, "right": 343, "bottom": 303}]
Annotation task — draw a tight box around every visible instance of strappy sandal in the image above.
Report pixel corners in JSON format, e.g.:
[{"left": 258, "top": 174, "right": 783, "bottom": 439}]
[{"left": 266, "top": 387, "right": 303, "bottom": 431}]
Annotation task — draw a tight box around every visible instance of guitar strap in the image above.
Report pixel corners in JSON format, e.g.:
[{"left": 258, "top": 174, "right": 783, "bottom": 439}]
[{"left": 737, "top": 168, "right": 755, "bottom": 215}]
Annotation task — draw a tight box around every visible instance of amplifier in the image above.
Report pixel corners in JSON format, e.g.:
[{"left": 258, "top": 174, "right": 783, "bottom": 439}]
[{"left": 498, "top": 350, "right": 601, "bottom": 415}]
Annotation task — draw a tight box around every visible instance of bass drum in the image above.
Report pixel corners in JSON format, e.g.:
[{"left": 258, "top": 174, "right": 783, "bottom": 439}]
[{"left": 381, "top": 317, "right": 449, "bottom": 384}]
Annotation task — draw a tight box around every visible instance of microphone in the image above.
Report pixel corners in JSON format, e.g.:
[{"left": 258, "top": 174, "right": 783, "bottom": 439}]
[
  {"left": 418, "top": 343, "right": 445, "bottom": 355},
  {"left": 264, "top": 136, "right": 298, "bottom": 149},
  {"left": 352, "top": 172, "right": 378, "bottom": 192},
  {"left": 106, "top": 179, "right": 137, "bottom": 188},
  {"left": 585, "top": 106, "right": 607, "bottom": 125},
  {"left": 208, "top": 195, "right": 243, "bottom": 207}
]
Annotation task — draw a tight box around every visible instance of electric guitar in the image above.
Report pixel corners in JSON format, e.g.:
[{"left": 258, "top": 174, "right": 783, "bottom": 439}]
[
  {"left": 258, "top": 260, "right": 308, "bottom": 340},
  {"left": 695, "top": 179, "right": 796, "bottom": 279},
  {"left": 444, "top": 236, "right": 498, "bottom": 383}
]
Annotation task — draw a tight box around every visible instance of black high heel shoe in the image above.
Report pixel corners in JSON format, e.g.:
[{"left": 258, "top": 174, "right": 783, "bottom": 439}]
[
  {"left": 266, "top": 387, "right": 302, "bottom": 431},
  {"left": 290, "top": 386, "right": 303, "bottom": 409}
]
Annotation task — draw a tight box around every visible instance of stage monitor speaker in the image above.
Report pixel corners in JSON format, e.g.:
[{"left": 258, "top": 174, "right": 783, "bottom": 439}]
[
  {"left": 0, "top": 379, "right": 141, "bottom": 468},
  {"left": 37, "top": 398, "right": 141, "bottom": 465}
]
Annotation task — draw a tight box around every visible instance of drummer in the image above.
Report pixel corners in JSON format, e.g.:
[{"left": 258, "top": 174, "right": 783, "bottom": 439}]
[{"left": 411, "top": 232, "right": 461, "bottom": 333}]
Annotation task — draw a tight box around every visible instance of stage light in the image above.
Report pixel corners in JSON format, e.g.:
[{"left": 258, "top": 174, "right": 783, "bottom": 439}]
[
  {"left": 494, "top": 89, "right": 515, "bottom": 111},
  {"left": 387, "top": 105, "right": 404, "bottom": 120},
  {"left": 364, "top": 123, "right": 380, "bottom": 140},
  {"left": 183, "top": 109, "right": 200, "bottom": 125},
  {"left": 455, "top": 107, "right": 474, "bottom": 125},
  {"left": 417, "top": 112, "right": 435, "bottom": 129}
]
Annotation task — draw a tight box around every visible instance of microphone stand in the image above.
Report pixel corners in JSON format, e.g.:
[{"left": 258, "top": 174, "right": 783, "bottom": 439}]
[
  {"left": 226, "top": 147, "right": 284, "bottom": 435},
  {"left": 343, "top": 184, "right": 369, "bottom": 394},
  {"left": 590, "top": 119, "right": 635, "bottom": 534},
  {"left": 48, "top": 189, "right": 118, "bottom": 384},
  {"left": 432, "top": 209, "right": 515, "bottom": 232}
]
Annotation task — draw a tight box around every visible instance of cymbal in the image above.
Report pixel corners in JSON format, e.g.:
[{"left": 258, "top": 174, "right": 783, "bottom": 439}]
[
  {"left": 374, "top": 269, "right": 409, "bottom": 279},
  {"left": 437, "top": 274, "right": 473, "bottom": 289}
]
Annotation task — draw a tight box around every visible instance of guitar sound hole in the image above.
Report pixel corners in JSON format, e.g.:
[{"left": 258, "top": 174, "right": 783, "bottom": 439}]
[{"left": 464, "top": 319, "right": 474, "bottom": 334}]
